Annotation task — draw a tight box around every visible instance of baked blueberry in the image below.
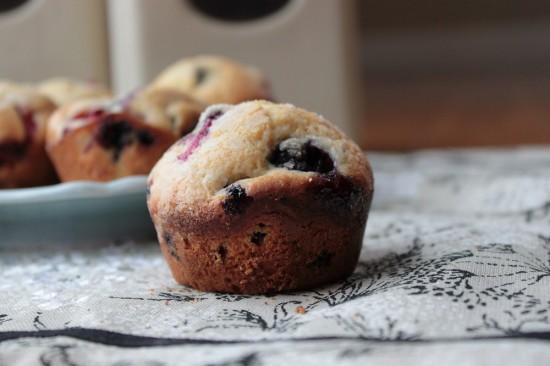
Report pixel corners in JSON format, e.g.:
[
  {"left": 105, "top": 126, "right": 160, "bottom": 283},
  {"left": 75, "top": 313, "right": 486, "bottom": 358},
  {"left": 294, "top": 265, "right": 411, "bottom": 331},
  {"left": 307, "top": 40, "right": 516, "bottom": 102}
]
[
  {"left": 195, "top": 67, "right": 209, "bottom": 86},
  {"left": 269, "top": 138, "right": 334, "bottom": 174},
  {"left": 96, "top": 118, "right": 133, "bottom": 161},
  {"left": 222, "top": 184, "right": 253, "bottom": 215},
  {"left": 250, "top": 231, "right": 267, "bottom": 245},
  {"left": 136, "top": 129, "right": 155, "bottom": 146}
]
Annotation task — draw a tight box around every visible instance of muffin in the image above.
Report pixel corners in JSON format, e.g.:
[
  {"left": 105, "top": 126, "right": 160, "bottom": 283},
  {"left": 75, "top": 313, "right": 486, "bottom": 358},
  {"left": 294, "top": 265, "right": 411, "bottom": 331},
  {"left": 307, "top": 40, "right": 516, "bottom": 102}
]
[
  {"left": 150, "top": 55, "right": 272, "bottom": 104},
  {"left": 46, "top": 88, "right": 205, "bottom": 182},
  {"left": 147, "top": 101, "right": 374, "bottom": 294},
  {"left": 38, "top": 78, "right": 111, "bottom": 106},
  {"left": 0, "top": 81, "right": 57, "bottom": 188}
]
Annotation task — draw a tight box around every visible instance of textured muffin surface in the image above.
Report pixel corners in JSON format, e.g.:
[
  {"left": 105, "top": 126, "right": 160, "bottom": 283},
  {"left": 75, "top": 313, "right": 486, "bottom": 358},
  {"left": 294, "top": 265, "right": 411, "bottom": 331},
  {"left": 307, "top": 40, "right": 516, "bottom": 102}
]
[
  {"left": 0, "top": 81, "right": 57, "bottom": 188},
  {"left": 151, "top": 55, "right": 271, "bottom": 105},
  {"left": 38, "top": 78, "right": 111, "bottom": 106},
  {"left": 147, "top": 101, "right": 374, "bottom": 294},
  {"left": 46, "top": 88, "right": 205, "bottom": 182}
]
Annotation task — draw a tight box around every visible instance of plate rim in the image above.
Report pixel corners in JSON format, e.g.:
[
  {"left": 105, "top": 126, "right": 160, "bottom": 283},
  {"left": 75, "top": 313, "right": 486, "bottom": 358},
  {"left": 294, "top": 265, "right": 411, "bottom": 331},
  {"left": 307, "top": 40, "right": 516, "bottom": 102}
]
[{"left": 0, "top": 175, "right": 148, "bottom": 205}]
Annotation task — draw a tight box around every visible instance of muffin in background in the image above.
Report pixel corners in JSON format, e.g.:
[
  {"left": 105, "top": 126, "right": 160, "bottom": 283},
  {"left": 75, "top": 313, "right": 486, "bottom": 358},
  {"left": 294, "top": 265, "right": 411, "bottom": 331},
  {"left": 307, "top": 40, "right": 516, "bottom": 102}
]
[
  {"left": 38, "top": 78, "right": 111, "bottom": 106},
  {"left": 46, "top": 87, "right": 205, "bottom": 182},
  {"left": 150, "top": 55, "right": 272, "bottom": 105},
  {"left": 0, "top": 81, "right": 57, "bottom": 188}
]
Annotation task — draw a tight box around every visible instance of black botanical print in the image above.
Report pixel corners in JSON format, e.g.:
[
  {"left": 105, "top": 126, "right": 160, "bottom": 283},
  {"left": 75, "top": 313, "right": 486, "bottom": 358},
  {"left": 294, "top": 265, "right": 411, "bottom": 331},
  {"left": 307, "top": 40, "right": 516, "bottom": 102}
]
[
  {"left": 0, "top": 314, "right": 10, "bottom": 326},
  {"left": 1, "top": 149, "right": 549, "bottom": 364}
]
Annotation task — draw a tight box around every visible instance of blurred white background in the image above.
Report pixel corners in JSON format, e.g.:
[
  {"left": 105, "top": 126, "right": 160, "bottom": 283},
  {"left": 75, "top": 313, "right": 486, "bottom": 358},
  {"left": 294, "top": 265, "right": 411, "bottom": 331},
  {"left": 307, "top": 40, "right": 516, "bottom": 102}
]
[{"left": 2, "top": 0, "right": 549, "bottom": 149}]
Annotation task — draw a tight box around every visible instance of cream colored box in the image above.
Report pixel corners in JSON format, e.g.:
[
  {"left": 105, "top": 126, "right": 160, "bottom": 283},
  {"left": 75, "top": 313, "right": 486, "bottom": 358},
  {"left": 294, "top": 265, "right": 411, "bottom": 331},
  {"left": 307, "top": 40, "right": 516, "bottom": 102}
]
[
  {"left": 108, "top": 0, "right": 361, "bottom": 136},
  {"left": 0, "top": 0, "right": 109, "bottom": 84}
]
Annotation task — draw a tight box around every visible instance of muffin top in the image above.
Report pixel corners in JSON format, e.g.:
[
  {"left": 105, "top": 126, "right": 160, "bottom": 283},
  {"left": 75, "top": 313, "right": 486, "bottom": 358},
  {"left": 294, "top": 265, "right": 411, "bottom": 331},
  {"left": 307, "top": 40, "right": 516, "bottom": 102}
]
[
  {"left": 37, "top": 78, "right": 111, "bottom": 106},
  {"left": 150, "top": 55, "right": 271, "bottom": 104},
  {"left": 148, "top": 100, "right": 373, "bottom": 217},
  {"left": 0, "top": 81, "right": 55, "bottom": 145},
  {"left": 46, "top": 88, "right": 205, "bottom": 147}
]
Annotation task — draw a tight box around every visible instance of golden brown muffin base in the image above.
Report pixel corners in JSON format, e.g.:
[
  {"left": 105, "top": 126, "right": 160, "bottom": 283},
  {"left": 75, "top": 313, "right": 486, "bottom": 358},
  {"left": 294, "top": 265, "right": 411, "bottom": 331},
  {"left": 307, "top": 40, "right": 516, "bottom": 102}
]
[
  {"left": 0, "top": 143, "right": 57, "bottom": 188},
  {"left": 150, "top": 173, "right": 372, "bottom": 294}
]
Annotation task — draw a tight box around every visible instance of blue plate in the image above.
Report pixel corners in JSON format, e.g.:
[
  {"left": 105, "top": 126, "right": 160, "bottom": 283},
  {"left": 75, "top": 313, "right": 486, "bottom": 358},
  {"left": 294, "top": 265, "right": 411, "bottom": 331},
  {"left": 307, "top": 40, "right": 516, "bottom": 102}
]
[{"left": 0, "top": 176, "right": 156, "bottom": 245}]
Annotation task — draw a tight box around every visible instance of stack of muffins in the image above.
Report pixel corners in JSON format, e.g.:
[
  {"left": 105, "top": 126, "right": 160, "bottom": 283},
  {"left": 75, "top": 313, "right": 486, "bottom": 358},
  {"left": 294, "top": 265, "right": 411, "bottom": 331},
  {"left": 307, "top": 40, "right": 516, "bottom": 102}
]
[{"left": 0, "top": 56, "right": 271, "bottom": 187}]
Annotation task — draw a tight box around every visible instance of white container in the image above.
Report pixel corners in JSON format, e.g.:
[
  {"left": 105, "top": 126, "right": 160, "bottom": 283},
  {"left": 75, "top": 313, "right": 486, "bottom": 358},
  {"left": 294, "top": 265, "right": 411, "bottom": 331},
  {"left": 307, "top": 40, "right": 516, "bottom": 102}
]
[
  {"left": 107, "top": 0, "right": 361, "bottom": 137},
  {"left": 0, "top": 0, "right": 109, "bottom": 84}
]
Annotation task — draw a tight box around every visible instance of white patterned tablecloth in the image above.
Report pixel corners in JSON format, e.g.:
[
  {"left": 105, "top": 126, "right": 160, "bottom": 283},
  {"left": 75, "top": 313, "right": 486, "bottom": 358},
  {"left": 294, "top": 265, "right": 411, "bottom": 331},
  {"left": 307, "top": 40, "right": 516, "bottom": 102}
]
[{"left": 1, "top": 147, "right": 549, "bottom": 365}]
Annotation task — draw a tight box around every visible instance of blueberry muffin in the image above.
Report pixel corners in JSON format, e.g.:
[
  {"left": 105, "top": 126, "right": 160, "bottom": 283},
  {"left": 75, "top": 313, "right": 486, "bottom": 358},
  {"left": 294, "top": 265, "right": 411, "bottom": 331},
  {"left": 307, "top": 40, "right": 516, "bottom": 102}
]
[
  {"left": 0, "top": 81, "right": 57, "bottom": 188},
  {"left": 147, "top": 101, "right": 374, "bottom": 294},
  {"left": 150, "top": 55, "right": 272, "bottom": 104},
  {"left": 46, "top": 88, "right": 205, "bottom": 182},
  {"left": 38, "top": 78, "right": 111, "bottom": 106}
]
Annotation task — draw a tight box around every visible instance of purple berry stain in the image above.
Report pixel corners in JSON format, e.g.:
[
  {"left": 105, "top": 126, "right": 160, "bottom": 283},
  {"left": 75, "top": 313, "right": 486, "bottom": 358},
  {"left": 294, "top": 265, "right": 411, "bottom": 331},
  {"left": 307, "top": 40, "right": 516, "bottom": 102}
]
[
  {"left": 177, "top": 110, "right": 224, "bottom": 162},
  {"left": 176, "top": 133, "right": 193, "bottom": 146},
  {"left": 222, "top": 184, "right": 253, "bottom": 215},
  {"left": 64, "top": 108, "right": 106, "bottom": 136},
  {"left": 15, "top": 107, "right": 36, "bottom": 143},
  {"left": 72, "top": 108, "right": 105, "bottom": 121}
]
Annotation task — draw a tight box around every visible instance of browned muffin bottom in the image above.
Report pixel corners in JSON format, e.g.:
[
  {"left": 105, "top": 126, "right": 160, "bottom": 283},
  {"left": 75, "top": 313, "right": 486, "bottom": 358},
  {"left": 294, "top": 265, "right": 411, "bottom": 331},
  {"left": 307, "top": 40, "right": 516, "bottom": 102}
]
[
  {"left": 147, "top": 101, "right": 373, "bottom": 294},
  {"left": 155, "top": 175, "right": 370, "bottom": 294}
]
